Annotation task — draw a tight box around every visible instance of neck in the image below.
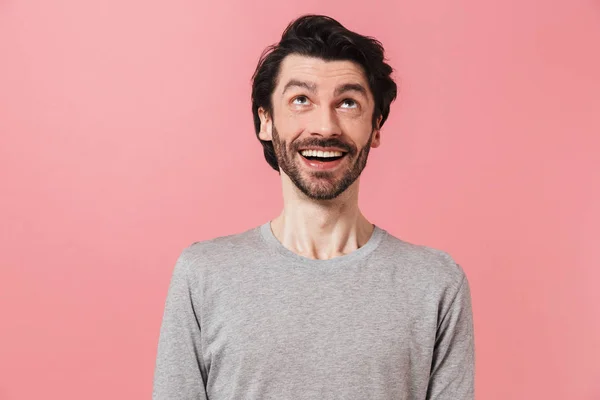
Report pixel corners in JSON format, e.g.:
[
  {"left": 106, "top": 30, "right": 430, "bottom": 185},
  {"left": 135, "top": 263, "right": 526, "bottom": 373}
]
[{"left": 270, "top": 179, "right": 374, "bottom": 260}]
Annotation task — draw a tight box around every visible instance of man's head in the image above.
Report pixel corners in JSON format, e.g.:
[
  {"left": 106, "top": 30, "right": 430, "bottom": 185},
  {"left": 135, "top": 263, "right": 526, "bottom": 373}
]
[{"left": 251, "top": 15, "right": 397, "bottom": 200}]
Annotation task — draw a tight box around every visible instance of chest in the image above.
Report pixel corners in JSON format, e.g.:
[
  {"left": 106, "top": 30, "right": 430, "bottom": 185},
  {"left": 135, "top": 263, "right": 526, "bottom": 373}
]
[{"left": 200, "top": 266, "right": 438, "bottom": 375}]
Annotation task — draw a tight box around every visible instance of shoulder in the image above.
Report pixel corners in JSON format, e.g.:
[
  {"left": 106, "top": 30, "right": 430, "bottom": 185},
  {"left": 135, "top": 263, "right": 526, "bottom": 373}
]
[
  {"left": 174, "top": 225, "right": 262, "bottom": 276},
  {"left": 379, "top": 230, "right": 467, "bottom": 292}
]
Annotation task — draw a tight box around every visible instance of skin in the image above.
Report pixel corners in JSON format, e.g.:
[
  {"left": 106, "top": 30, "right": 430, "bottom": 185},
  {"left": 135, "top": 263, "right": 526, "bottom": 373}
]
[{"left": 258, "top": 54, "right": 383, "bottom": 260}]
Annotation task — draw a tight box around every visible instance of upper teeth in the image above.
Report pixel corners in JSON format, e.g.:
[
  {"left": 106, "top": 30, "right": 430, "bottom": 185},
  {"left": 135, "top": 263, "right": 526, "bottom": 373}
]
[{"left": 300, "top": 150, "right": 344, "bottom": 158}]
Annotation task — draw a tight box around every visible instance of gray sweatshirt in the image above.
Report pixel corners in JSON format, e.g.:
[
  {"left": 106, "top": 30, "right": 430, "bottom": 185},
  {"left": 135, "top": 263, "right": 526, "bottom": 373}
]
[{"left": 152, "top": 222, "right": 475, "bottom": 399}]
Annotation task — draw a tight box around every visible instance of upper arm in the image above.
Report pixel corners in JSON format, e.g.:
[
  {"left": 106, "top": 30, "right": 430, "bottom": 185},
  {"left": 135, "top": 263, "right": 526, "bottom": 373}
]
[
  {"left": 152, "top": 248, "right": 208, "bottom": 400},
  {"left": 426, "top": 271, "right": 475, "bottom": 399}
]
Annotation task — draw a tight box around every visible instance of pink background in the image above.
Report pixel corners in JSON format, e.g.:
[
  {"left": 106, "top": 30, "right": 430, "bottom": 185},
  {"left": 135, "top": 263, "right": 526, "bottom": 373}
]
[{"left": 1, "top": 0, "right": 599, "bottom": 399}]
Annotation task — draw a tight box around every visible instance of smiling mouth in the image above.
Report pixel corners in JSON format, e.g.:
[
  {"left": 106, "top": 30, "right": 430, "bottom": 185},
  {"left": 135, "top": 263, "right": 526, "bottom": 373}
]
[
  {"left": 299, "top": 152, "right": 346, "bottom": 162},
  {"left": 297, "top": 150, "right": 349, "bottom": 171},
  {"left": 298, "top": 149, "right": 348, "bottom": 163}
]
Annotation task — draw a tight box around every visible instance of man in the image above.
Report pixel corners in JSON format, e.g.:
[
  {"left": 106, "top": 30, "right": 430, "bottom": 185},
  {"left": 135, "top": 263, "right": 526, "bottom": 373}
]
[{"left": 153, "top": 14, "right": 474, "bottom": 400}]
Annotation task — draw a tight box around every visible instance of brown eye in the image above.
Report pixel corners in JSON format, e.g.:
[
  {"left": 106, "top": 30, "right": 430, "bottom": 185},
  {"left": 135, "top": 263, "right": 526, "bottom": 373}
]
[
  {"left": 292, "top": 96, "right": 309, "bottom": 105},
  {"left": 340, "top": 98, "right": 358, "bottom": 108}
]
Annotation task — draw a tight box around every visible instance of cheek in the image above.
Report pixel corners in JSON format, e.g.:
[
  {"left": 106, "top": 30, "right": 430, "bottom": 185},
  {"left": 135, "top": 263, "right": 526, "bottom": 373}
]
[
  {"left": 339, "top": 118, "right": 373, "bottom": 142},
  {"left": 277, "top": 113, "right": 307, "bottom": 137}
]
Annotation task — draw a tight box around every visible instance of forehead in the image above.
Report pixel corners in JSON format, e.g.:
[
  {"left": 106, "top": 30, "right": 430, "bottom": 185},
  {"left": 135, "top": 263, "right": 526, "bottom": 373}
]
[{"left": 275, "top": 54, "right": 371, "bottom": 94}]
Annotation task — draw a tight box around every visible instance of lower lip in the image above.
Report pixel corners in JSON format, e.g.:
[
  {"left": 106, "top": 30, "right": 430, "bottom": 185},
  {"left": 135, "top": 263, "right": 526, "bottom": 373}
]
[{"left": 299, "top": 153, "right": 347, "bottom": 170}]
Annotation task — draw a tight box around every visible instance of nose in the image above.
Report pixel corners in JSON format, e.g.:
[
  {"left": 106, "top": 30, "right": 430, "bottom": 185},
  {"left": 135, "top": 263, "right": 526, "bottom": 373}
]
[{"left": 308, "top": 105, "right": 342, "bottom": 137}]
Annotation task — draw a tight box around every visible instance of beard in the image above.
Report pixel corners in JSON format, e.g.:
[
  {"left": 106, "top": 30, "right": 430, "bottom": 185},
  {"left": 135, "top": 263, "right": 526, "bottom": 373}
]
[{"left": 271, "top": 124, "right": 375, "bottom": 201}]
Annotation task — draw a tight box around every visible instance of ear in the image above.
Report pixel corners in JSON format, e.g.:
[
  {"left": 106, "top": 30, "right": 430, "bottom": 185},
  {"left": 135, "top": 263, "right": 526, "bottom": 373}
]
[
  {"left": 371, "top": 115, "right": 383, "bottom": 148},
  {"left": 258, "top": 107, "right": 273, "bottom": 141}
]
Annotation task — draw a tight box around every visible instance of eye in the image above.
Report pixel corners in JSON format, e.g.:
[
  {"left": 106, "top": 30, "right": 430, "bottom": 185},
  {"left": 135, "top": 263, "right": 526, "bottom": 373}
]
[
  {"left": 291, "top": 95, "right": 310, "bottom": 105},
  {"left": 340, "top": 98, "right": 358, "bottom": 109}
]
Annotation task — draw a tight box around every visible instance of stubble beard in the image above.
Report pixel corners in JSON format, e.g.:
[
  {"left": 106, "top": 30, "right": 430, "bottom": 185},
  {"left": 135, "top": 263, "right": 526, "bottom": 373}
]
[{"left": 271, "top": 124, "right": 375, "bottom": 201}]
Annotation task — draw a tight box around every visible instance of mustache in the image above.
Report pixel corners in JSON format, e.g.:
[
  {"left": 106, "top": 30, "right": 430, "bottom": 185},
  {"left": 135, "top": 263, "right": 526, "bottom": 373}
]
[{"left": 292, "top": 139, "right": 354, "bottom": 154}]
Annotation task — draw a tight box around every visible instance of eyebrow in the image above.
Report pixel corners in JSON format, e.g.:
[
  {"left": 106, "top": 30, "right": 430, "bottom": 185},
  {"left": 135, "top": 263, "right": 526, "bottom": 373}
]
[
  {"left": 282, "top": 80, "right": 317, "bottom": 96},
  {"left": 334, "top": 83, "right": 368, "bottom": 98},
  {"left": 281, "top": 80, "right": 368, "bottom": 98}
]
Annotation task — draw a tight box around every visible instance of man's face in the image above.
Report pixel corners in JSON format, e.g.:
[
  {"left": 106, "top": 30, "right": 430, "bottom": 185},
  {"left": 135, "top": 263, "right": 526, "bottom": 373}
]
[{"left": 259, "top": 54, "right": 382, "bottom": 201}]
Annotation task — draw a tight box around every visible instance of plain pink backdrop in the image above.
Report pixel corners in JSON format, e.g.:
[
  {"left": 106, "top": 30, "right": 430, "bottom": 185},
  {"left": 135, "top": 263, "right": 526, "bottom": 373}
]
[{"left": 1, "top": 0, "right": 599, "bottom": 399}]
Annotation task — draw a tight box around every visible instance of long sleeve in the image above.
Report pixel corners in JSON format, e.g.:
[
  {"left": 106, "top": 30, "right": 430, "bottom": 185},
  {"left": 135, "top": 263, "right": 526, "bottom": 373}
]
[
  {"left": 426, "top": 272, "right": 475, "bottom": 399},
  {"left": 152, "top": 249, "right": 208, "bottom": 400}
]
